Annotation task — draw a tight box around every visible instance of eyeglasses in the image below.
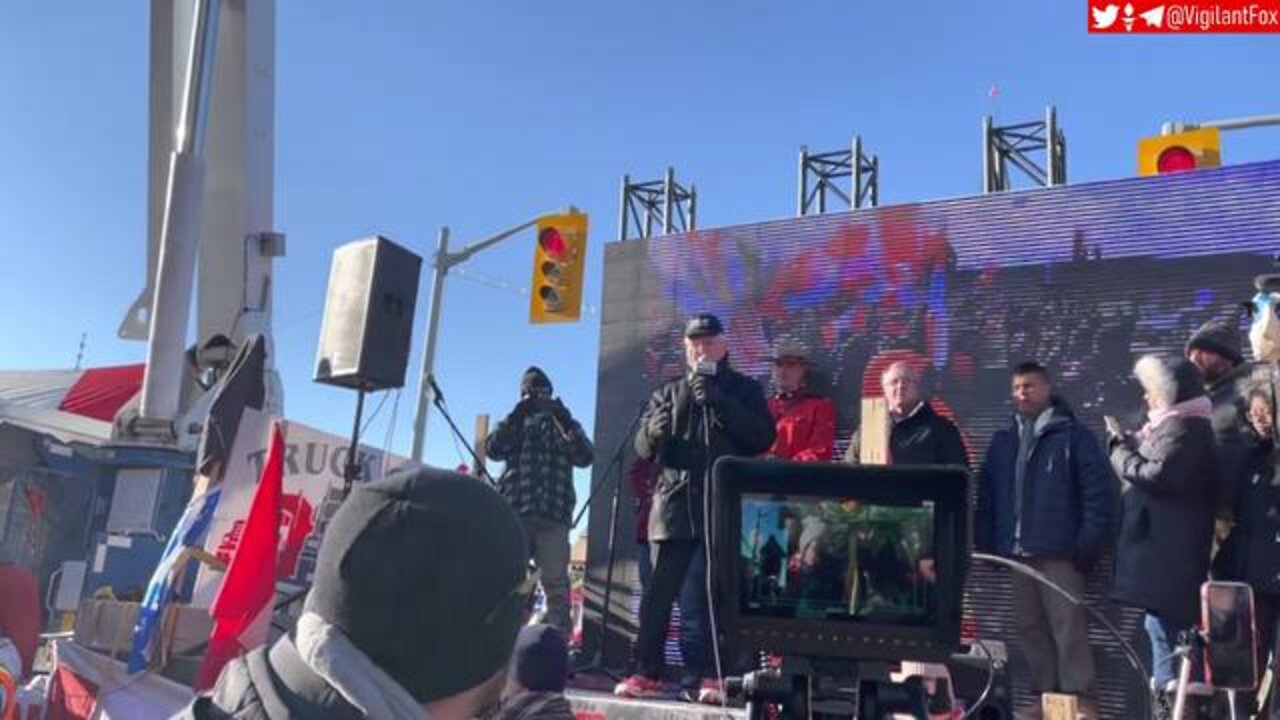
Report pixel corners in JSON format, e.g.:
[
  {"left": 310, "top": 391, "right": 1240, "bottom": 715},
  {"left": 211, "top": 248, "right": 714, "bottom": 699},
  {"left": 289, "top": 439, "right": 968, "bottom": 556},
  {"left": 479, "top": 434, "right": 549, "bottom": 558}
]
[{"left": 483, "top": 565, "right": 541, "bottom": 626}]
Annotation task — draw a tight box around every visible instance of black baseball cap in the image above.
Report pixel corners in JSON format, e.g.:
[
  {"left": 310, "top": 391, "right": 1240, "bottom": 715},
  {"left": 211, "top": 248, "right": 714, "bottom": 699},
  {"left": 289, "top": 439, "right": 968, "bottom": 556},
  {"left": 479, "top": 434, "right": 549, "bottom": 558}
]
[{"left": 684, "top": 313, "right": 725, "bottom": 339}]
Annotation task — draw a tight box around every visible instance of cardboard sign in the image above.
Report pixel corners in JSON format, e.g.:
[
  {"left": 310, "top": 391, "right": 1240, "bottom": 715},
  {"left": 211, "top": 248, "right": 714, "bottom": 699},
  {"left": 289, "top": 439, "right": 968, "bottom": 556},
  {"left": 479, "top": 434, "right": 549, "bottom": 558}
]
[{"left": 192, "top": 410, "right": 409, "bottom": 606}]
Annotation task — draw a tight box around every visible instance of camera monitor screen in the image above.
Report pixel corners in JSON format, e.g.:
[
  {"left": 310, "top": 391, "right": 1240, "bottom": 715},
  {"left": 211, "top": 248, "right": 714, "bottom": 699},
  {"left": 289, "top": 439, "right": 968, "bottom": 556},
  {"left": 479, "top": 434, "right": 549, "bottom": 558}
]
[
  {"left": 714, "top": 457, "right": 969, "bottom": 663},
  {"left": 740, "top": 495, "right": 938, "bottom": 626}
]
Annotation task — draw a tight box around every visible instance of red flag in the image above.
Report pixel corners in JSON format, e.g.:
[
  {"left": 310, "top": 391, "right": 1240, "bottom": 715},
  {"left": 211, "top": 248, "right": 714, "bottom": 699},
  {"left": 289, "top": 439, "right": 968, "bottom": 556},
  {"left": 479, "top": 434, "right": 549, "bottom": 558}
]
[{"left": 195, "top": 422, "right": 285, "bottom": 690}]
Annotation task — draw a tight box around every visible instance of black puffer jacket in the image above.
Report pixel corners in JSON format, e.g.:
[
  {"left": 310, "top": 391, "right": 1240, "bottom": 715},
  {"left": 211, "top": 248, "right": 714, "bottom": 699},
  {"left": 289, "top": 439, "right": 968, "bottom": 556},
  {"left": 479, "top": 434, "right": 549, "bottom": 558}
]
[
  {"left": 1207, "top": 362, "right": 1262, "bottom": 515},
  {"left": 842, "top": 401, "right": 968, "bottom": 466},
  {"left": 1216, "top": 431, "right": 1280, "bottom": 596},
  {"left": 635, "top": 361, "right": 776, "bottom": 541},
  {"left": 174, "top": 635, "right": 363, "bottom": 720},
  {"left": 1110, "top": 414, "right": 1218, "bottom": 627}
]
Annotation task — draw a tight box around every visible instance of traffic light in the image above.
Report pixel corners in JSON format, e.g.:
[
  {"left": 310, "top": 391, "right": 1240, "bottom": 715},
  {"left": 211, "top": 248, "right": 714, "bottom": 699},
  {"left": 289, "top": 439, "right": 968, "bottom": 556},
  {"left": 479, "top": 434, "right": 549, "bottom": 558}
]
[
  {"left": 1137, "top": 128, "right": 1222, "bottom": 177},
  {"left": 529, "top": 212, "right": 588, "bottom": 324}
]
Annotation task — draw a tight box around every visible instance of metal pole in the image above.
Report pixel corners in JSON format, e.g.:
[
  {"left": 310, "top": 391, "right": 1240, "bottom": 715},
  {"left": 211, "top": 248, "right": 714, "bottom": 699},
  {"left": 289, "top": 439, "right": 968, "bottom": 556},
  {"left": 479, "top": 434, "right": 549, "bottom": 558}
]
[
  {"left": 1166, "top": 114, "right": 1280, "bottom": 134},
  {"left": 871, "top": 156, "right": 879, "bottom": 207},
  {"left": 176, "top": 0, "right": 220, "bottom": 157},
  {"left": 663, "top": 167, "right": 675, "bottom": 235},
  {"left": 982, "top": 115, "right": 993, "bottom": 194},
  {"left": 1046, "top": 106, "right": 1058, "bottom": 187},
  {"left": 342, "top": 388, "right": 365, "bottom": 498},
  {"left": 618, "top": 174, "right": 630, "bottom": 241},
  {"left": 1203, "top": 114, "right": 1280, "bottom": 131},
  {"left": 139, "top": 0, "right": 221, "bottom": 422},
  {"left": 797, "top": 146, "right": 808, "bottom": 217},
  {"left": 688, "top": 184, "right": 697, "bottom": 231},
  {"left": 853, "top": 136, "right": 864, "bottom": 209},
  {"left": 410, "top": 227, "right": 450, "bottom": 462}
]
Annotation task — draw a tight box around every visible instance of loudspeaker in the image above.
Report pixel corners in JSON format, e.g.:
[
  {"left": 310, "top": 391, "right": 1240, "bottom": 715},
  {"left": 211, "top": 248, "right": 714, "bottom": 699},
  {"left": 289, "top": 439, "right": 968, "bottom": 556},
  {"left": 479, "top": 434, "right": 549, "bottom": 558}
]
[{"left": 315, "top": 236, "right": 422, "bottom": 391}]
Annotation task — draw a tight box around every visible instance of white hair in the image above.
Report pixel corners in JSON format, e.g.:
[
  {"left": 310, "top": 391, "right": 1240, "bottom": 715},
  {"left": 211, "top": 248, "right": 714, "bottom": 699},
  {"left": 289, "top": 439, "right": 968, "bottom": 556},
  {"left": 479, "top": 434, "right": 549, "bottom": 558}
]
[
  {"left": 881, "top": 361, "right": 921, "bottom": 387},
  {"left": 1134, "top": 354, "right": 1177, "bottom": 408}
]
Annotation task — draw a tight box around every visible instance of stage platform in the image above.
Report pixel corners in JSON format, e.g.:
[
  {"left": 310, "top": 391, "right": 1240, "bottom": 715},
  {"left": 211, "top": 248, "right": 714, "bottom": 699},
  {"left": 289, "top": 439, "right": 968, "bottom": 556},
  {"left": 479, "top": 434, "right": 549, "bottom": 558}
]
[{"left": 567, "top": 689, "right": 746, "bottom": 719}]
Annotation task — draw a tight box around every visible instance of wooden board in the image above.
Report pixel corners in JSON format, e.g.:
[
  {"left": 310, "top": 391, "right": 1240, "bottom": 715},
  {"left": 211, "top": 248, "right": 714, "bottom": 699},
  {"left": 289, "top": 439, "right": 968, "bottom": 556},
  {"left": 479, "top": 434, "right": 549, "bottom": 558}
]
[
  {"left": 859, "top": 397, "right": 890, "bottom": 465},
  {"left": 1042, "top": 692, "right": 1078, "bottom": 720}
]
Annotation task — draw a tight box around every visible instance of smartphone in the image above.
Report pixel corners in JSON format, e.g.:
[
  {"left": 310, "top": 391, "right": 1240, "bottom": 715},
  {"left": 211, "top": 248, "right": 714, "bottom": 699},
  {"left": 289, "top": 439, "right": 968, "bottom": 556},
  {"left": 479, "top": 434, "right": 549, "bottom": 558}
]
[
  {"left": 1103, "top": 415, "right": 1123, "bottom": 436},
  {"left": 1202, "top": 580, "right": 1258, "bottom": 691}
]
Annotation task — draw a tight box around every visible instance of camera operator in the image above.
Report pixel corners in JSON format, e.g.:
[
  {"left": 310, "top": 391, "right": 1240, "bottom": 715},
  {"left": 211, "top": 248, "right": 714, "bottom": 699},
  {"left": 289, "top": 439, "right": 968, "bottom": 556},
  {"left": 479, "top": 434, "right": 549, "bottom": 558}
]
[
  {"left": 614, "top": 313, "right": 776, "bottom": 704},
  {"left": 486, "top": 367, "right": 594, "bottom": 635}
]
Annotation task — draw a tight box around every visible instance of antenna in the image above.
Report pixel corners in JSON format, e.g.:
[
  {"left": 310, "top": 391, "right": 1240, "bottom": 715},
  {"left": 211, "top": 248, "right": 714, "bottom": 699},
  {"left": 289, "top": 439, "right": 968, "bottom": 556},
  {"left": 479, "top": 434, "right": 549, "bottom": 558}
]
[{"left": 74, "top": 332, "right": 87, "bottom": 370}]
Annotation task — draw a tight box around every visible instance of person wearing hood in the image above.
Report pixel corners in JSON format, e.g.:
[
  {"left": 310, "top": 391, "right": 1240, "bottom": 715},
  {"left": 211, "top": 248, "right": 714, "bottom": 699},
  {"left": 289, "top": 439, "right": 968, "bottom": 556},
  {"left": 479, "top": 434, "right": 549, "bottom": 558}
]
[
  {"left": 614, "top": 313, "right": 776, "bottom": 703},
  {"left": 486, "top": 366, "right": 594, "bottom": 634},
  {"left": 491, "top": 625, "right": 574, "bottom": 720},
  {"left": 1108, "top": 355, "right": 1218, "bottom": 698},
  {"left": 976, "top": 362, "right": 1116, "bottom": 720},
  {"left": 177, "top": 467, "right": 532, "bottom": 720},
  {"left": 765, "top": 337, "right": 836, "bottom": 462},
  {"left": 1186, "top": 318, "right": 1256, "bottom": 520}
]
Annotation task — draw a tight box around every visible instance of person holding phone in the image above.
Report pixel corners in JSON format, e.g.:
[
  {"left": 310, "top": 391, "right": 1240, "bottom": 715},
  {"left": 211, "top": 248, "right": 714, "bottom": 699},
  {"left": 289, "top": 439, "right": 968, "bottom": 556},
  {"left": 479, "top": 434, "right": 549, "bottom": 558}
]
[
  {"left": 1109, "top": 355, "right": 1218, "bottom": 700},
  {"left": 486, "top": 367, "right": 594, "bottom": 635}
]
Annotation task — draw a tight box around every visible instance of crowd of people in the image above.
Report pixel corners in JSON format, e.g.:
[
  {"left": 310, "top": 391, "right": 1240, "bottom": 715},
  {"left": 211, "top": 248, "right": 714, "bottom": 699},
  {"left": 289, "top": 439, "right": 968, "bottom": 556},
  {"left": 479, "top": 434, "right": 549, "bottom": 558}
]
[
  {"left": 607, "top": 310, "right": 1280, "bottom": 720},
  {"left": 176, "top": 301, "right": 1280, "bottom": 720}
]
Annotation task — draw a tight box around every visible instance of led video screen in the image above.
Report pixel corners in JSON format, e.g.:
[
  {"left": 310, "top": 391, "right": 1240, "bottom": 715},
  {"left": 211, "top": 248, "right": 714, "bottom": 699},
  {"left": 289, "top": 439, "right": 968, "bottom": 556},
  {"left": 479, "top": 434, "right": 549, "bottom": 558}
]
[{"left": 590, "top": 160, "right": 1280, "bottom": 711}]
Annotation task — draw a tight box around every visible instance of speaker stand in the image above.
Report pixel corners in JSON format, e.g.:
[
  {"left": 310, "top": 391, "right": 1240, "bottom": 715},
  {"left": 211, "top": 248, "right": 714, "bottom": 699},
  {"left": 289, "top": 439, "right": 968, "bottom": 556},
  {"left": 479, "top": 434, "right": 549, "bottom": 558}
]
[{"left": 342, "top": 387, "right": 366, "bottom": 499}]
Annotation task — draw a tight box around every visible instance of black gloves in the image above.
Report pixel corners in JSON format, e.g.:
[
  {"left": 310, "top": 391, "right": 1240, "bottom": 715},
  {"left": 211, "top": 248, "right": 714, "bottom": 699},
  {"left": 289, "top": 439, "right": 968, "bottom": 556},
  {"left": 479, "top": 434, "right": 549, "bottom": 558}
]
[
  {"left": 549, "top": 397, "right": 574, "bottom": 426},
  {"left": 689, "top": 373, "right": 721, "bottom": 406},
  {"left": 647, "top": 403, "right": 672, "bottom": 441}
]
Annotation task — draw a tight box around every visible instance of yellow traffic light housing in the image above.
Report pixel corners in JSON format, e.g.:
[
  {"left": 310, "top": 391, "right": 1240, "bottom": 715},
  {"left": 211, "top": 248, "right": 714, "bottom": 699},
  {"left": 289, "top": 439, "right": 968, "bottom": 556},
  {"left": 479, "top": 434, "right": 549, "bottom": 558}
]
[
  {"left": 1137, "top": 128, "right": 1222, "bottom": 177},
  {"left": 529, "top": 212, "right": 588, "bottom": 324}
]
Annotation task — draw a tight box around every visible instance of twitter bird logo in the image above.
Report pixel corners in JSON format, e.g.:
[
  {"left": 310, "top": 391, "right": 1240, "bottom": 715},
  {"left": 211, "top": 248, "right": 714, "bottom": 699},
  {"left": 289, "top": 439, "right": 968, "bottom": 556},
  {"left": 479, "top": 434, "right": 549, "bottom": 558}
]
[{"left": 1092, "top": 3, "right": 1120, "bottom": 28}]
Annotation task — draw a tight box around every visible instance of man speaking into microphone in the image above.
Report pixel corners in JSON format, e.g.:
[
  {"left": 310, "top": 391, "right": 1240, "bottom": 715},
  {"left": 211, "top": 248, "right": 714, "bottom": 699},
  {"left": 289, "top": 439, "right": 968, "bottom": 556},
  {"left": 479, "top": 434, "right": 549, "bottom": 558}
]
[{"left": 615, "top": 313, "right": 775, "bottom": 703}]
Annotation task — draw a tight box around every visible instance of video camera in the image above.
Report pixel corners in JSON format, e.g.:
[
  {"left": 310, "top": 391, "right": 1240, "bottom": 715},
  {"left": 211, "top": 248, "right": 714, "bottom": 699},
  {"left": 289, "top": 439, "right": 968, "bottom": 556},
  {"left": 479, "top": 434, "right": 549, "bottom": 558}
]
[{"left": 713, "top": 457, "right": 971, "bottom": 664}]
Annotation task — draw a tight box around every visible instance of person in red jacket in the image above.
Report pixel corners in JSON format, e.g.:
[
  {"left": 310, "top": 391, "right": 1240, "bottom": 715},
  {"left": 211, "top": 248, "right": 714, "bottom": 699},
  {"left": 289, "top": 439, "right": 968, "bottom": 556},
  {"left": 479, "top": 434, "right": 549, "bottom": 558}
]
[
  {"left": 0, "top": 562, "right": 41, "bottom": 681},
  {"left": 766, "top": 337, "right": 836, "bottom": 462}
]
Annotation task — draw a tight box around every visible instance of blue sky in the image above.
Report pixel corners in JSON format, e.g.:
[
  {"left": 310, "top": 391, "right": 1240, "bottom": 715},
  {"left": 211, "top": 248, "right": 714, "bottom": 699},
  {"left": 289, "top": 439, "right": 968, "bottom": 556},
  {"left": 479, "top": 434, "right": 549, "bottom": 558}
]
[{"left": 1, "top": 2, "right": 1277, "bottom": 522}]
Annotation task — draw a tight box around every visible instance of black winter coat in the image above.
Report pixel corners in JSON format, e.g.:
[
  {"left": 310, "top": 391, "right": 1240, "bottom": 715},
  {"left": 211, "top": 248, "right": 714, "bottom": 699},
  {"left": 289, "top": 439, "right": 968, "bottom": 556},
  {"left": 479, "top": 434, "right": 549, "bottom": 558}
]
[
  {"left": 842, "top": 401, "right": 968, "bottom": 466},
  {"left": 175, "top": 635, "right": 363, "bottom": 720},
  {"left": 1216, "top": 432, "right": 1280, "bottom": 596},
  {"left": 1110, "top": 414, "right": 1218, "bottom": 627},
  {"left": 635, "top": 362, "right": 776, "bottom": 541},
  {"left": 975, "top": 399, "right": 1117, "bottom": 568},
  {"left": 1207, "top": 362, "right": 1261, "bottom": 516}
]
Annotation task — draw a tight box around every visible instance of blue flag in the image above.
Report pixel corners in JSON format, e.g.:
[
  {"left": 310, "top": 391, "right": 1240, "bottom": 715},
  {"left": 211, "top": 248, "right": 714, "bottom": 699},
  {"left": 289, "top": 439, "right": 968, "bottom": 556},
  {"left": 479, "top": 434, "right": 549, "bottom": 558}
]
[{"left": 128, "top": 486, "right": 222, "bottom": 673}]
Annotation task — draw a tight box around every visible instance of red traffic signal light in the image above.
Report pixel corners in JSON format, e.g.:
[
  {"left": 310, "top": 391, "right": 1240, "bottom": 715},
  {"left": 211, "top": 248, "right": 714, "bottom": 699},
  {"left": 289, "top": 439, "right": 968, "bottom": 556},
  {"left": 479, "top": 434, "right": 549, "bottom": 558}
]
[
  {"left": 529, "top": 213, "right": 588, "bottom": 324},
  {"left": 538, "top": 227, "right": 567, "bottom": 258},
  {"left": 1156, "top": 145, "right": 1198, "bottom": 174},
  {"left": 1137, "top": 128, "right": 1221, "bottom": 177}
]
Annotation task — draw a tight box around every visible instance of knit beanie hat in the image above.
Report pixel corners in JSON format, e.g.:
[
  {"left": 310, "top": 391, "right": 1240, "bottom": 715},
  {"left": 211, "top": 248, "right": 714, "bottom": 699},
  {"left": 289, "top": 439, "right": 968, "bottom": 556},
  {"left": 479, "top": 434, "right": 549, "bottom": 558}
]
[
  {"left": 511, "top": 624, "right": 569, "bottom": 693},
  {"left": 1172, "top": 358, "right": 1206, "bottom": 404},
  {"left": 304, "top": 467, "right": 529, "bottom": 702},
  {"left": 521, "top": 366, "right": 553, "bottom": 395},
  {"left": 1186, "top": 319, "right": 1244, "bottom": 365}
]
